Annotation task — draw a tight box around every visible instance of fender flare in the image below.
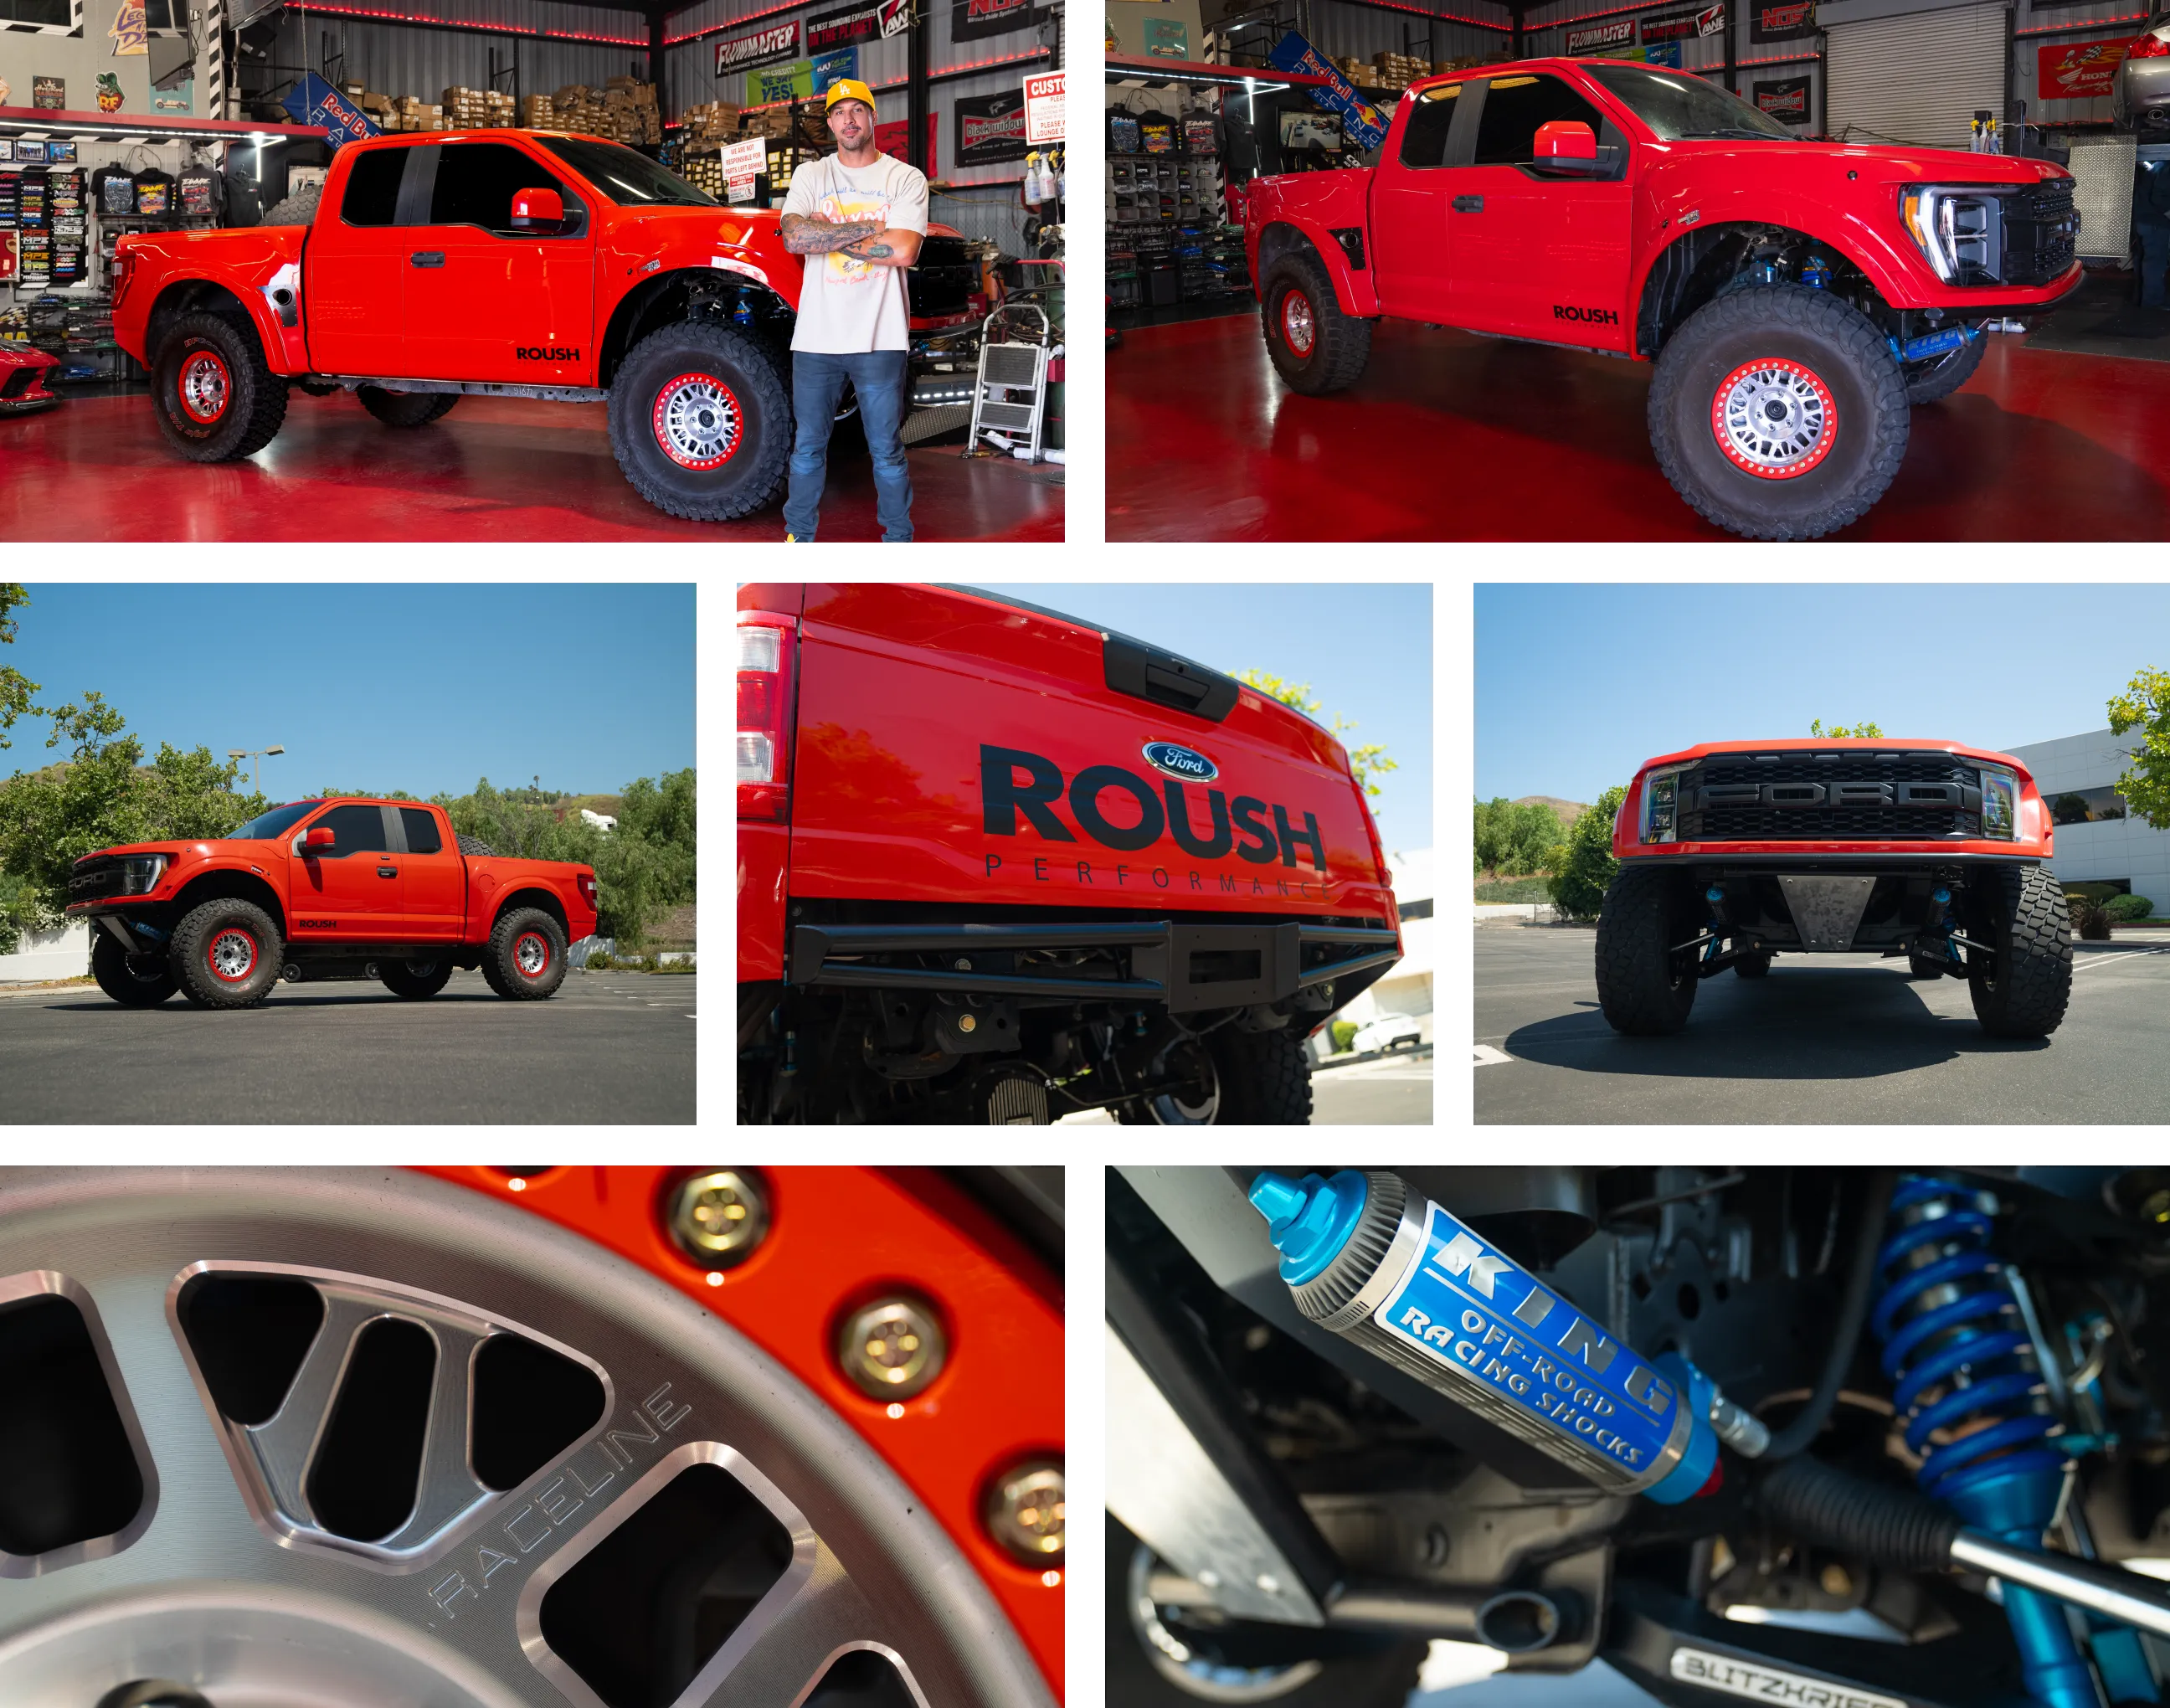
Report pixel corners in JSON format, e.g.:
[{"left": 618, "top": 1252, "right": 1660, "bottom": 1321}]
[
  {"left": 1252, "top": 219, "right": 1381, "bottom": 319},
  {"left": 167, "top": 866, "right": 291, "bottom": 939},
  {"left": 598, "top": 265, "right": 798, "bottom": 388},
  {"left": 144, "top": 278, "right": 301, "bottom": 376}
]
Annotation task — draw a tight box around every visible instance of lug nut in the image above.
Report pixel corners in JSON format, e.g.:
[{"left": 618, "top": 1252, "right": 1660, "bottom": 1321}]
[
  {"left": 667, "top": 1170, "right": 770, "bottom": 1265},
  {"left": 985, "top": 1459, "right": 1065, "bottom": 1561},
  {"left": 840, "top": 1296, "right": 946, "bottom": 1399}
]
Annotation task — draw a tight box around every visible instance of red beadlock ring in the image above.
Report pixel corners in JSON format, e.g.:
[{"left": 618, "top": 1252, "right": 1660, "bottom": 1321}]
[{"left": 418, "top": 1165, "right": 1065, "bottom": 1698}]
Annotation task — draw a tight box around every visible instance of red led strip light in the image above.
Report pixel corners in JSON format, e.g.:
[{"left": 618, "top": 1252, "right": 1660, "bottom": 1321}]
[{"left": 297, "top": 3, "right": 648, "bottom": 42}]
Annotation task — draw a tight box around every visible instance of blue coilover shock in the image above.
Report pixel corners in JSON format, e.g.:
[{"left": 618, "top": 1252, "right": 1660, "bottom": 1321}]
[{"left": 1874, "top": 1176, "right": 2096, "bottom": 1708}]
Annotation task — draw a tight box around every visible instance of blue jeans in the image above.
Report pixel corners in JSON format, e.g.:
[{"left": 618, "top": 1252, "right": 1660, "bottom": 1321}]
[{"left": 784, "top": 349, "right": 913, "bottom": 542}]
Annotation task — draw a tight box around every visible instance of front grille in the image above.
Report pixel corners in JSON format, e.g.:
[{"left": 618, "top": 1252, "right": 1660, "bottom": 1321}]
[
  {"left": 0, "top": 368, "right": 33, "bottom": 401},
  {"left": 2002, "top": 179, "right": 2078, "bottom": 286},
  {"left": 1677, "top": 755, "right": 1982, "bottom": 841},
  {"left": 69, "top": 856, "right": 127, "bottom": 902}
]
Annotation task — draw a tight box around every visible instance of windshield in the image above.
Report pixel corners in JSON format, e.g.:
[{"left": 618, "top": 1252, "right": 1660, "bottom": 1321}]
[
  {"left": 229, "top": 801, "right": 321, "bottom": 840},
  {"left": 535, "top": 136, "right": 717, "bottom": 208},
  {"left": 1582, "top": 64, "right": 1797, "bottom": 141}
]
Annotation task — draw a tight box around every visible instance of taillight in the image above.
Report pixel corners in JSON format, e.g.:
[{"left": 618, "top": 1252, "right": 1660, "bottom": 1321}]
[
  {"left": 577, "top": 872, "right": 598, "bottom": 904},
  {"left": 738, "top": 613, "right": 798, "bottom": 823},
  {"left": 2131, "top": 31, "right": 2170, "bottom": 56},
  {"left": 109, "top": 246, "right": 131, "bottom": 309}
]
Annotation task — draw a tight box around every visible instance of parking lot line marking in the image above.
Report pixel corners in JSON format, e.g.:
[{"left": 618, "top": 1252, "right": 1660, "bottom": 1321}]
[
  {"left": 2073, "top": 948, "right": 2170, "bottom": 975},
  {"left": 1474, "top": 1044, "right": 1514, "bottom": 1066}
]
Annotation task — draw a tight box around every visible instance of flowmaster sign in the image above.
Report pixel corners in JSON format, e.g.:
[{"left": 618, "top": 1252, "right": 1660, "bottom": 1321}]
[{"left": 1250, "top": 1170, "right": 1767, "bottom": 1501}]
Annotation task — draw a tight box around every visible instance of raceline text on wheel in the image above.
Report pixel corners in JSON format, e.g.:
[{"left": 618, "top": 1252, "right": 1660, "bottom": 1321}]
[
  {"left": 0, "top": 1167, "right": 1061, "bottom": 1708},
  {"left": 1597, "top": 735, "right": 2072, "bottom": 1037}
]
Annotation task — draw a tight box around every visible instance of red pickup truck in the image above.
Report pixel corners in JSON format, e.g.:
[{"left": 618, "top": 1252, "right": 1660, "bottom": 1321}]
[
  {"left": 1245, "top": 59, "right": 2082, "bottom": 539},
  {"left": 66, "top": 797, "right": 599, "bottom": 1009},
  {"left": 110, "top": 130, "right": 990, "bottom": 521},
  {"left": 738, "top": 582, "right": 1402, "bottom": 1124}
]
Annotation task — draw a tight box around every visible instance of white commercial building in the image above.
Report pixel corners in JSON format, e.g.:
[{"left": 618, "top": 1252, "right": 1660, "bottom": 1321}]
[
  {"left": 2003, "top": 729, "right": 2168, "bottom": 913},
  {"left": 1325, "top": 847, "right": 1433, "bottom": 1053}
]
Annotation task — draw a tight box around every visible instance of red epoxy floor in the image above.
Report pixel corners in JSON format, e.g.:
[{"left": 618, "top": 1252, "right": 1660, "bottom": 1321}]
[
  {"left": 1108, "top": 311, "right": 2170, "bottom": 542},
  {"left": 0, "top": 389, "right": 1062, "bottom": 543}
]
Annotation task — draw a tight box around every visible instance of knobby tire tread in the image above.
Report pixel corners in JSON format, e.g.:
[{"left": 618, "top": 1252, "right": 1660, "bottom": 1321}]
[
  {"left": 1261, "top": 251, "right": 1372, "bottom": 396},
  {"left": 1596, "top": 865, "right": 1697, "bottom": 1035},
  {"left": 156, "top": 310, "right": 289, "bottom": 463},
  {"left": 1969, "top": 864, "right": 2071, "bottom": 1037}
]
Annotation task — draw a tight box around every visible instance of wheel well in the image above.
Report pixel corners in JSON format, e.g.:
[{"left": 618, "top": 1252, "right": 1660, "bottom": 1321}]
[
  {"left": 146, "top": 281, "right": 260, "bottom": 365},
  {"left": 1254, "top": 222, "right": 1324, "bottom": 285},
  {"left": 494, "top": 887, "right": 571, "bottom": 942},
  {"left": 172, "top": 871, "right": 288, "bottom": 939},
  {"left": 1635, "top": 223, "right": 1887, "bottom": 358},
  {"left": 598, "top": 268, "right": 795, "bottom": 388}
]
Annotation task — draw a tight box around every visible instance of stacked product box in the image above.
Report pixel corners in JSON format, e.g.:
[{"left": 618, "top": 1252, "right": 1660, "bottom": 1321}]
[{"left": 442, "top": 87, "right": 516, "bottom": 129}]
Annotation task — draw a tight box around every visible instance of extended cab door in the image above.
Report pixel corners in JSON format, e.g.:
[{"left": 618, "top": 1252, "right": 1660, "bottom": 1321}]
[
  {"left": 304, "top": 146, "right": 419, "bottom": 376},
  {"left": 1369, "top": 80, "right": 1470, "bottom": 322},
  {"left": 398, "top": 141, "right": 595, "bottom": 385},
  {"left": 394, "top": 805, "right": 465, "bottom": 941},
  {"left": 288, "top": 803, "right": 402, "bottom": 939},
  {"left": 1437, "top": 73, "right": 1635, "bottom": 350}
]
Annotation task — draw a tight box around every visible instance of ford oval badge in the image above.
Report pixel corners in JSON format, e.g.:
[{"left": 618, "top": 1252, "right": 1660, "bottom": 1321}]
[{"left": 1144, "top": 742, "right": 1218, "bottom": 784}]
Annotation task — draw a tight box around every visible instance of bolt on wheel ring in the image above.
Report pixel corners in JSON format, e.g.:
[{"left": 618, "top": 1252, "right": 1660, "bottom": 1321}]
[
  {"left": 1282, "top": 292, "right": 1317, "bottom": 358},
  {"left": 1710, "top": 357, "right": 1838, "bottom": 480},
  {"left": 177, "top": 349, "right": 231, "bottom": 425},
  {"left": 207, "top": 928, "right": 257, "bottom": 983},
  {"left": 650, "top": 372, "right": 743, "bottom": 471}
]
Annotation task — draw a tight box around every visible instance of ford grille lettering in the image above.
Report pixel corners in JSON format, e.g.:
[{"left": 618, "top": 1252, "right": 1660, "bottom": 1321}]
[{"left": 1698, "top": 780, "right": 1968, "bottom": 809}]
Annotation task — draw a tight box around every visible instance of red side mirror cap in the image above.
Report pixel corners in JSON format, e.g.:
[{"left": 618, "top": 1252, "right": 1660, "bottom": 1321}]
[
  {"left": 1535, "top": 120, "right": 1597, "bottom": 161},
  {"left": 511, "top": 187, "right": 564, "bottom": 230},
  {"left": 303, "top": 826, "right": 335, "bottom": 849}
]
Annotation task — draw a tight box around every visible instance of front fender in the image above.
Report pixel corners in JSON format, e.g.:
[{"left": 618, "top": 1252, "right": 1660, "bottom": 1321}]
[{"left": 1250, "top": 216, "right": 1379, "bottom": 319}]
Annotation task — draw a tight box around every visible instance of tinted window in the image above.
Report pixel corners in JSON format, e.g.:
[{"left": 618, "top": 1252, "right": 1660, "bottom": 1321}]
[
  {"left": 232, "top": 801, "right": 321, "bottom": 840},
  {"left": 430, "top": 142, "right": 567, "bottom": 234},
  {"left": 1581, "top": 63, "right": 1793, "bottom": 141},
  {"left": 400, "top": 808, "right": 444, "bottom": 854},
  {"left": 307, "top": 804, "right": 392, "bottom": 857},
  {"left": 342, "top": 149, "right": 407, "bottom": 227},
  {"left": 1399, "top": 84, "right": 1461, "bottom": 168},
  {"left": 536, "top": 136, "right": 717, "bottom": 208},
  {"left": 1472, "top": 75, "right": 1609, "bottom": 166}
]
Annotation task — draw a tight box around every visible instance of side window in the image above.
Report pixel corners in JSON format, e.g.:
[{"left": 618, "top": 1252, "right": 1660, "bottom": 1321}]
[
  {"left": 307, "top": 804, "right": 393, "bottom": 857},
  {"left": 429, "top": 143, "right": 566, "bottom": 235},
  {"left": 400, "top": 808, "right": 444, "bottom": 854},
  {"left": 341, "top": 150, "right": 407, "bottom": 227},
  {"left": 1398, "top": 85, "right": 1461, "bottom": 169},
  {"left": 1471, "top": 75, "right": 1610, "bottom": 166}
]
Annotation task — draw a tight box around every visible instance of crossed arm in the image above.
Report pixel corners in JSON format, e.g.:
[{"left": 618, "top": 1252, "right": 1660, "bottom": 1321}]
[{"left": 779, "top": 212, "right": 923, "bottom": 268}]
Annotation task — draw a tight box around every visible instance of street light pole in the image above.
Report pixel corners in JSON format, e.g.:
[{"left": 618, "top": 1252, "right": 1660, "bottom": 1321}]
[{"left": 226, "top": 743, "right": 286, "bottom": 794}]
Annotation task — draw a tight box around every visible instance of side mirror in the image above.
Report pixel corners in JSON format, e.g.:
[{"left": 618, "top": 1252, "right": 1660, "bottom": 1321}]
[
  {"left": 510, "top": 187, "right": 565, "bottom": 233},
  {"left": 302, "top": 826, "right": 335, "bottom": 851},
  {"left": 1533, "top": 121, "right": 1621, "bottom": 177}
]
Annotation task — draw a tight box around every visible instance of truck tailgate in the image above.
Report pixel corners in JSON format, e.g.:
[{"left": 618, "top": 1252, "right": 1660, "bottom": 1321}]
[{"left": 787, "top": 584, "right": 1395, "bottom": 921}]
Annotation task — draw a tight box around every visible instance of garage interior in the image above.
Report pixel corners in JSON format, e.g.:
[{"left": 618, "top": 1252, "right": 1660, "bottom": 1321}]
[
  {"left": 0, "top": 0, "right": 1064, "bottom": 540},
  {"left": 1106, "top": 0, "right": 2170, "bottom": 542}
]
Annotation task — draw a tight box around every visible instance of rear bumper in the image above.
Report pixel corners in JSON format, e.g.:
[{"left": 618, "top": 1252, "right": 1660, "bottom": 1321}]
[{"left": 788, "top": 918, "right": 1399, "bottom": 1015}]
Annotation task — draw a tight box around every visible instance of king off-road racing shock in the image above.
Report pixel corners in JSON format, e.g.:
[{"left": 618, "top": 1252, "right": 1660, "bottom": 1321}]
[{"left": 1248, "top": 1170, "right": 1771, "bottom": 1504}]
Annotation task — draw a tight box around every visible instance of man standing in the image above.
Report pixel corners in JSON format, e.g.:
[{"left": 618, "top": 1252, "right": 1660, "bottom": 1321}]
[{"left": 779, "top": 79, "right": 928, "bottom": 541}]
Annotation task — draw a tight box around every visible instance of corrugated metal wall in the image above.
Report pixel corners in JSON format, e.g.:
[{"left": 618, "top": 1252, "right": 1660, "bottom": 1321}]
[
  {"left": 268, "top": 10, "right": 648, "bottom": 105},
  {"left": 661, "top": 0, "right": 1050, "bottom": 186},
  {"left": 1306, "top": 1, "right": 1509, "bottom": 65}
]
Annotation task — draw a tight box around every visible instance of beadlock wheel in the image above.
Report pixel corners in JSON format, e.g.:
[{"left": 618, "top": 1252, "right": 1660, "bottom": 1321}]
[
  {"left": 1280, "top": 293, "right": 1316, "bottom": 358},
  {"left": 0, "top": 1168, "right": 1059, "bottom": 1708},
  {"left": 206, "top": 928, "right": 256, "bottom": 984},
  {"left": 177, "top": 350, "right": 231, "bottom": 425},
  {"left": 1710, "top": 358, "right": 1838, "bottom": 480},
  {"left": 650, "top": 373, "right": 743, "bottom": 471},
  {"left": 515, "top": 932, "right": 551, "bottom": 979}
]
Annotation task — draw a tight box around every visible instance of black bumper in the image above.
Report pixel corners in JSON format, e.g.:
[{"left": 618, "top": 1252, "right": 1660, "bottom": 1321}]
[{"left": 788, "top": 918, "right": 1399, "bottom": 1015}]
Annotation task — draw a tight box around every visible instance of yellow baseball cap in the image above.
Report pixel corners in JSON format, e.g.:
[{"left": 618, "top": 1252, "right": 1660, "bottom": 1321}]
[{"left": 825, "top": 78, "right": 877, "bottom": 112}]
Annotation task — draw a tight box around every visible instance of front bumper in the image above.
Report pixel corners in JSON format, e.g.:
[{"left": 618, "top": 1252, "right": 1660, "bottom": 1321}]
[
  {"left": 1620, "top": 849, "right": 2045, "bottom": 867},
  {"left": 788, "top": 918, "right": 1399, "bottom": 1015}
]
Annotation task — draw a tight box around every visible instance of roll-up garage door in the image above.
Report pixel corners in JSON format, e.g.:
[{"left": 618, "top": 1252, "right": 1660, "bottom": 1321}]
[{"left": 1825, "top": 3, "right": 2006, "bottom": 150}]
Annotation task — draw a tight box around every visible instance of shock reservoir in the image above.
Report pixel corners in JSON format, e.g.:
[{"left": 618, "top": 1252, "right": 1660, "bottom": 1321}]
[{"left": 1250, "top": 1169, "right": 1765, "bottom": 1502}]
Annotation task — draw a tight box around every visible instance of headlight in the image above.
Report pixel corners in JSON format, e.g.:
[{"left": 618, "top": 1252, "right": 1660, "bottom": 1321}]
[
  {"left": 118, "top": 855, "right": 167, "bottom": 894},
  {"left": 1641, "top": 770, "right": 1684, "bottom": 844},
  {"left": 1900, "top": 185, "right": 2002, "bottom": 285},
  {"left": 1978, "top": 765, "right": 2018, "bottom": 840}
]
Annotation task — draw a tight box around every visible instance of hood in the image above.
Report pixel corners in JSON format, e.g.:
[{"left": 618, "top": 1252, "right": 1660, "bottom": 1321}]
[
  {"left": 1637, "top": 738, "right": 2029, "bottom": 773},
  {"left": 76, "top": 841, "right": 212, "bottom": 862},
  {"left": 0, "top": 343, "right": 58, "bottom": 369},
  {"left": 1656, "top": 136, "right": 2068, "bottom": 187}
]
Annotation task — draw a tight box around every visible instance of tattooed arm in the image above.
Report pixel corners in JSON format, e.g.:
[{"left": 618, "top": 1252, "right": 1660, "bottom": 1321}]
[
  {"left": 779, "top": 213, "right": 886, "bottom": 254},
  {"left": 838, "top": 228, "right": 924, "bottom": 268}
]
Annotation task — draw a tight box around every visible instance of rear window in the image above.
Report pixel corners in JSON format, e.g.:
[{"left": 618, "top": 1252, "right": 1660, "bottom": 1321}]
[
  {"left": 341, "top": 150, "right": 406, "bottom": 226},
  {"left": 400, "top": 807, "right": 443, "bottom": 854},
  {"left": 1400, "top": 83, "right": 1461, "bottom": 168}
]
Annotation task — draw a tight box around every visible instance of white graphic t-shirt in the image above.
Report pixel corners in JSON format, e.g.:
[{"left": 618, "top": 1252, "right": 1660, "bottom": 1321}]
[{"left": 782, "top": 151, "right": 930, "bottom": 355}]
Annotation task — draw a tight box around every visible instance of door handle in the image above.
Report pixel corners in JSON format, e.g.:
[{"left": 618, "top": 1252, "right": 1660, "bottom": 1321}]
[
  {"left": 409, "top": 251, "right": 446, "bottom": 268},
  {"left": 378, "top": 866, "right": 399, "bottom": 878},
  {"left": 1452, "top": 196, "right": 1484, "bottom": 214}
]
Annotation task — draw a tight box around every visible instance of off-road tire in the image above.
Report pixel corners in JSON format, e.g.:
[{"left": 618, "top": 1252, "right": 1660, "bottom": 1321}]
[
  {"left": 381, "top": 959, "right": 454, "bottom": 999},
  {"left": 90, "top": 929, "right": 177, "bottom": 1006},
  {"left": 357, "top": 386, "right": 459, "bottom": 428},
  {"left": 152, "top": 309, "right": 289, "bottom": 462},
  {"left": 1905, "top": 332, "right": 1987, "bottom": 404},
  {"left": 455, "top": 833, "right": 498, "bottom": 857},
  {"left": 1648, "top": 285, "right": 1909, "bottom": 541},
  {"left": 608, "top": 319, "right": 791, "bottom": 521},
  {"left": 1108, "top": 1515, "right": 1424, "bottom": 1708},
  {"left": 1111, "top": 1020, "right": 1310, "bottom": 1128},
  {"left": 170, "top": 897, "right": 284, "bottom": 1009},
  {"left": 1908, "top": 952, "right": 1949, "bottom": 980},
  {"left": 1597, "top": 865, "right": 1699, "bottom": 1035},
  {"left": 1968, "top": 864, "right": 2072, "bottom": 1038},
  {"left": 1734, "top": 950, "right": 1773, "bottom": 979},
  {"left": 258, "top": 183, "right": 322, "bottom": 227},
  {"left": 482, "top": 908, "right": 568, "bottom": 1001},
  {"left": 1260, "top": 250, "right": 1372, "bottom": 396}
]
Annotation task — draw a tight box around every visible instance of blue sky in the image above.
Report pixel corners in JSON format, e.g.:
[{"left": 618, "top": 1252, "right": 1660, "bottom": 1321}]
[
  {"left": 4, "top": 584, "right": 694, "bottom": 799},
  {"left": 976, "top": 582, "right": 1434, "bottom": 852},
  {"left": 1478, "top": 584, "right": 2167, "bottom": 805}
]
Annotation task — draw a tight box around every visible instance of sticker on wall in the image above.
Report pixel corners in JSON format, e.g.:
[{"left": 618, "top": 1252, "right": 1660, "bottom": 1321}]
[
  {"left": 95, "top": 71, "right": 124, "bottom": 111},
  {"left": 1143, "top": 15, "right": 1186, "bottom": 56},
  {"left": 2036, "top": 39, "right": 2131, "bottom": 101},
  {"left": 1697, "top": 3, "right": 1726, "bottom": 34},
  {"left": 33, "top": 75, "right": 66, "bottom": 108},
  {"left": 810, "top": 47, "right": 858, "bottom": 92},
  {"left": 110, "top": 0, "right": 147, "bottom": 56}
]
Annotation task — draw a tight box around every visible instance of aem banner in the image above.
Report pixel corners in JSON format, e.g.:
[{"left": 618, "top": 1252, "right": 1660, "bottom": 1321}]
[
  {"left": 1567, "top": 18, "right": 1633, "bottom": 53},
  {"left": 2037, "top": 38, "right": 2131, "bottom": 100},
  {"left": 1267, "top": 30, "right": 1389, "bottom": 152},
  {"left": 716, "top": 18, "right": 800, "bottom": 76},
  {"left": 281, "top": 71, "right": 380, "bottom": 148},
  {"left": 1024, "top": 69, "right": 1065, "bottom": 143}
]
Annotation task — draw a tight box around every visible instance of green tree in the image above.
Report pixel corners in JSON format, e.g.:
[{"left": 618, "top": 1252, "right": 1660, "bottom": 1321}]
[
  {"left": 1547, "top": 785, "right": 1628, "bottom": 921},
  {"left": 1810, "top": 718, "right": 1885, "bottom": 738},
  {"left": 0, "top": 583, "right": 33, "bottom": 753},
  {"left": 1474, "top": 796, "right": 1573, "bottom": 877},
  {"left": 2109, "top": 667, "right": 2170, "bottom": 831},
  {"left": 1237, "top": 669, "right": 1399, "bottom": 800}
]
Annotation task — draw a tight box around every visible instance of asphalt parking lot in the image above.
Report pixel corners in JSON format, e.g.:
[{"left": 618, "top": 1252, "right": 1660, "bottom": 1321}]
[
  {"left": 1476, "top": 929, "right": 2170, "bottom": 1124},
  {"left": 0, "top": 970, "right": 696, "bottom": 1124},
  {"left": 1062, "top": 1044, "right": 1434, "bottom": 1124}
]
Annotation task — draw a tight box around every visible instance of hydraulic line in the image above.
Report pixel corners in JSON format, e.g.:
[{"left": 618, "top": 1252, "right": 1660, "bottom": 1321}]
[{"left": 1761, "top": 1167, "right": 1897, "bottom": 1459}]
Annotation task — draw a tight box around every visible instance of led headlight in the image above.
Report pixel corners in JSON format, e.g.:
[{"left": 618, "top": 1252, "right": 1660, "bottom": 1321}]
[
  {"left": 1977, "top": 765, "right": 2018, "bottom": 840},
  {"left": 1900, "top": 186, "right": 2002, "bottom": 286},
  {"left": 118, "top": 854, "right": 167, "bottom": 894},
  {"left": 1642, "top": 769, "right": 1684, "bottom": 844}
]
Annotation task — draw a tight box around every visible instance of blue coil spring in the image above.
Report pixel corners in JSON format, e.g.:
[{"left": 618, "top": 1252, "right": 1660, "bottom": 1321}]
[{"left": 1872, "top": 1175, "right": 2064, "bottom": 1505}]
